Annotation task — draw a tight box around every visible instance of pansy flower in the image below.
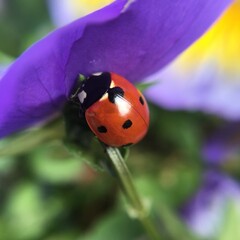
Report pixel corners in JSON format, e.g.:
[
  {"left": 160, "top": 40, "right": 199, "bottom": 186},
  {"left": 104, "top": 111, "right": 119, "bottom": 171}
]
[
  {"left": 181, "top": 170, "right": 240, "bottom": 239},
  {"left": 0, "top": 0, "right": 231, "bottom": 138},
  {"left": 146, "top": 1, "right": 240, "bottom": 120}
]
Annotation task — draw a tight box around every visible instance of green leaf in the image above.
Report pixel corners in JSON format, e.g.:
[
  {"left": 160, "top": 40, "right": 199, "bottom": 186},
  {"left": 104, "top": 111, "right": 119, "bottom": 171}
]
[
  {"left": 2, "top": 182, "right": 63, "bottom": 240},
  {"left": 0, "top": 156, "right": 16, "bottom": 174},
  {"left": 30, "top": 142, "right": 83, "bottom": 184},
  {"left": 135, "top": 81, "right": 157, "bottom": 92},
  {"left": 133, "top": 175, "right": 200, "bottom": 240},
  {"left": 0, "top": 51, "right": 13, "bottom": 64},
  {"left": 44, "top": 231, "right": 79, "bottom": 240},
  {"left": 81, "top": 207, "right": 143, "bottom": 240},
  {"left": 0, "top": 119, "right": 64, "bottom": 157}
]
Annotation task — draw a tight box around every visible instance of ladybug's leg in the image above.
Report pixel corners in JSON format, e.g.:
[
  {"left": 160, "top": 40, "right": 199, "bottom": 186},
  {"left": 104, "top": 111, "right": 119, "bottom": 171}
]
[
  {"left": 70, "top": 94, "right": 80, "bottom": 105},
  {"left": 70, "top": 74, "right": 86, "bottom": 104}
]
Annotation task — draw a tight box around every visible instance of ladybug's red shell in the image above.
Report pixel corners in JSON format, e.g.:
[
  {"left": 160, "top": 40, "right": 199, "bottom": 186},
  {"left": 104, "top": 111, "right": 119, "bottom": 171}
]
[{"left": 80, "top": 72, "right": 149, "bottom": 147}]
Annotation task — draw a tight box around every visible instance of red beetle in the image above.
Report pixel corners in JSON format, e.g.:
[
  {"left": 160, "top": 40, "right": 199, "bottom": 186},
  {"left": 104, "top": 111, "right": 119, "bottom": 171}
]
[{"left": 77, "top": 72, "right": 149, "bottom": 147}]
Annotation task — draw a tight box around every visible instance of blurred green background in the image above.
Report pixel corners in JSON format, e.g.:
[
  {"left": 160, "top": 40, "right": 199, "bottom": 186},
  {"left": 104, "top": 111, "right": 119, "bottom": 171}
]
[{"left": 0, "top": 1, "right": 237, "bottom": 239}]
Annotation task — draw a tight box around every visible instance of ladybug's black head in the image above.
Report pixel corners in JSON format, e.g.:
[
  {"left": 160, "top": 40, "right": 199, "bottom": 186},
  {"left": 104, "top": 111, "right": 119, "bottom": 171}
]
[{"left": 78, "top": 72, "right": 111, "bottom": 111}]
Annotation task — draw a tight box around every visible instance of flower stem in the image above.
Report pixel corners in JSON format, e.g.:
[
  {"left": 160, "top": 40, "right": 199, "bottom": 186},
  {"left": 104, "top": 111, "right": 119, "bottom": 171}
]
[
  {"left": 0, "top": 119, "right": 64, "bottom": 157},
  {"left": 105, "top": 147, "right": 161, "bottom": 240}
]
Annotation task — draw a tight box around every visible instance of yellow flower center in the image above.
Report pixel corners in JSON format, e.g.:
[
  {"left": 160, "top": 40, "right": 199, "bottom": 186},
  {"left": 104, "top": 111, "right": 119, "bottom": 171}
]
[
  {"left": 71, "top": 0, "right": 114, "bottom": 16},
  {"left": 176, "top": 2, "right": 240, "bottom": 81}
]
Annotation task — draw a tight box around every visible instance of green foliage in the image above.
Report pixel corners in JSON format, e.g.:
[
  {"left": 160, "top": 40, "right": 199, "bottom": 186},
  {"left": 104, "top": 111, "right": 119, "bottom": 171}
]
[
  {"left": 0, "top": 183, "right": 63, "bottom": 240},
  {"left": 136, "top": 81, "right": 158, "bottom": 92},
  {"left": 29, "top": 143, "right": 83, "bottom": 184},
  {"left": 81, "top": 207, "right": 143, "bottom": 240},
  {"left": 0, "top": 51, "right": 13, "bottom": 65},
  {"left": 219, "top": 201, "right": 240, "bottom": 240},
  {"left": 0, "top": 0, "right": 51, "bottom": 56}
]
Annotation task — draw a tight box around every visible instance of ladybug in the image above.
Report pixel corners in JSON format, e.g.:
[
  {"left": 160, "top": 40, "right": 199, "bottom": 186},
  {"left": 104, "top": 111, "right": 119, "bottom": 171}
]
[{"left": 77, "top": 72, "right": 149, "bottom": 147}]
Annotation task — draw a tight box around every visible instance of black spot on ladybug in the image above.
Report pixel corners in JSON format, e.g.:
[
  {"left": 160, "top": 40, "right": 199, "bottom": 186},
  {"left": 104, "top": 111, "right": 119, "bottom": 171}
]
[
  {"left": 97, "top": 126, "right": 107, "bottom": 133},
  {"left": 121, "top": 143, "right": 133, "bottom": 147},
  {"left": 108, "top": 87, "right": 124, "bottom": 104},
  {"left": 139, "top": 96, "right": 144, "bottom": 105},
  {"left": 122, "top": 119, "right": 132, "bottom": 129}
]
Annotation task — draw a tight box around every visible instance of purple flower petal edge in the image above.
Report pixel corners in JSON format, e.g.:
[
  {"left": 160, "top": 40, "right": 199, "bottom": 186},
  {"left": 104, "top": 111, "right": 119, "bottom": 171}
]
[
  {"left": 0, "top": 0, "right": 231, "bottom": 138},
  {"left": 181, "top": 170, "right": 240, "bottom": 238}
]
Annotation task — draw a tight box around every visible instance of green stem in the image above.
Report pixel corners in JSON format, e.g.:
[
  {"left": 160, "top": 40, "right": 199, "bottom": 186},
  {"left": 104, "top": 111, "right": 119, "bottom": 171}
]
[
  {"left": 0, "top": 119, "right": 64, "bottom": 157},
  {"left": 106, "top": 147, "right": 161, "bottom": 240}
]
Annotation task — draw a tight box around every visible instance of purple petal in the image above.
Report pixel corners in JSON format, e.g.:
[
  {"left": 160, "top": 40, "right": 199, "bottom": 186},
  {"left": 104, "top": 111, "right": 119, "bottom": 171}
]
[
  {"left": 0, "top": 0, "right": 231, "bottom": 138},
  {"left": 181, "top": 170, "right": 240, "bottom": 238},
  {"left": 146, "top": 3, "right": 240, "bottom": 120}
]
